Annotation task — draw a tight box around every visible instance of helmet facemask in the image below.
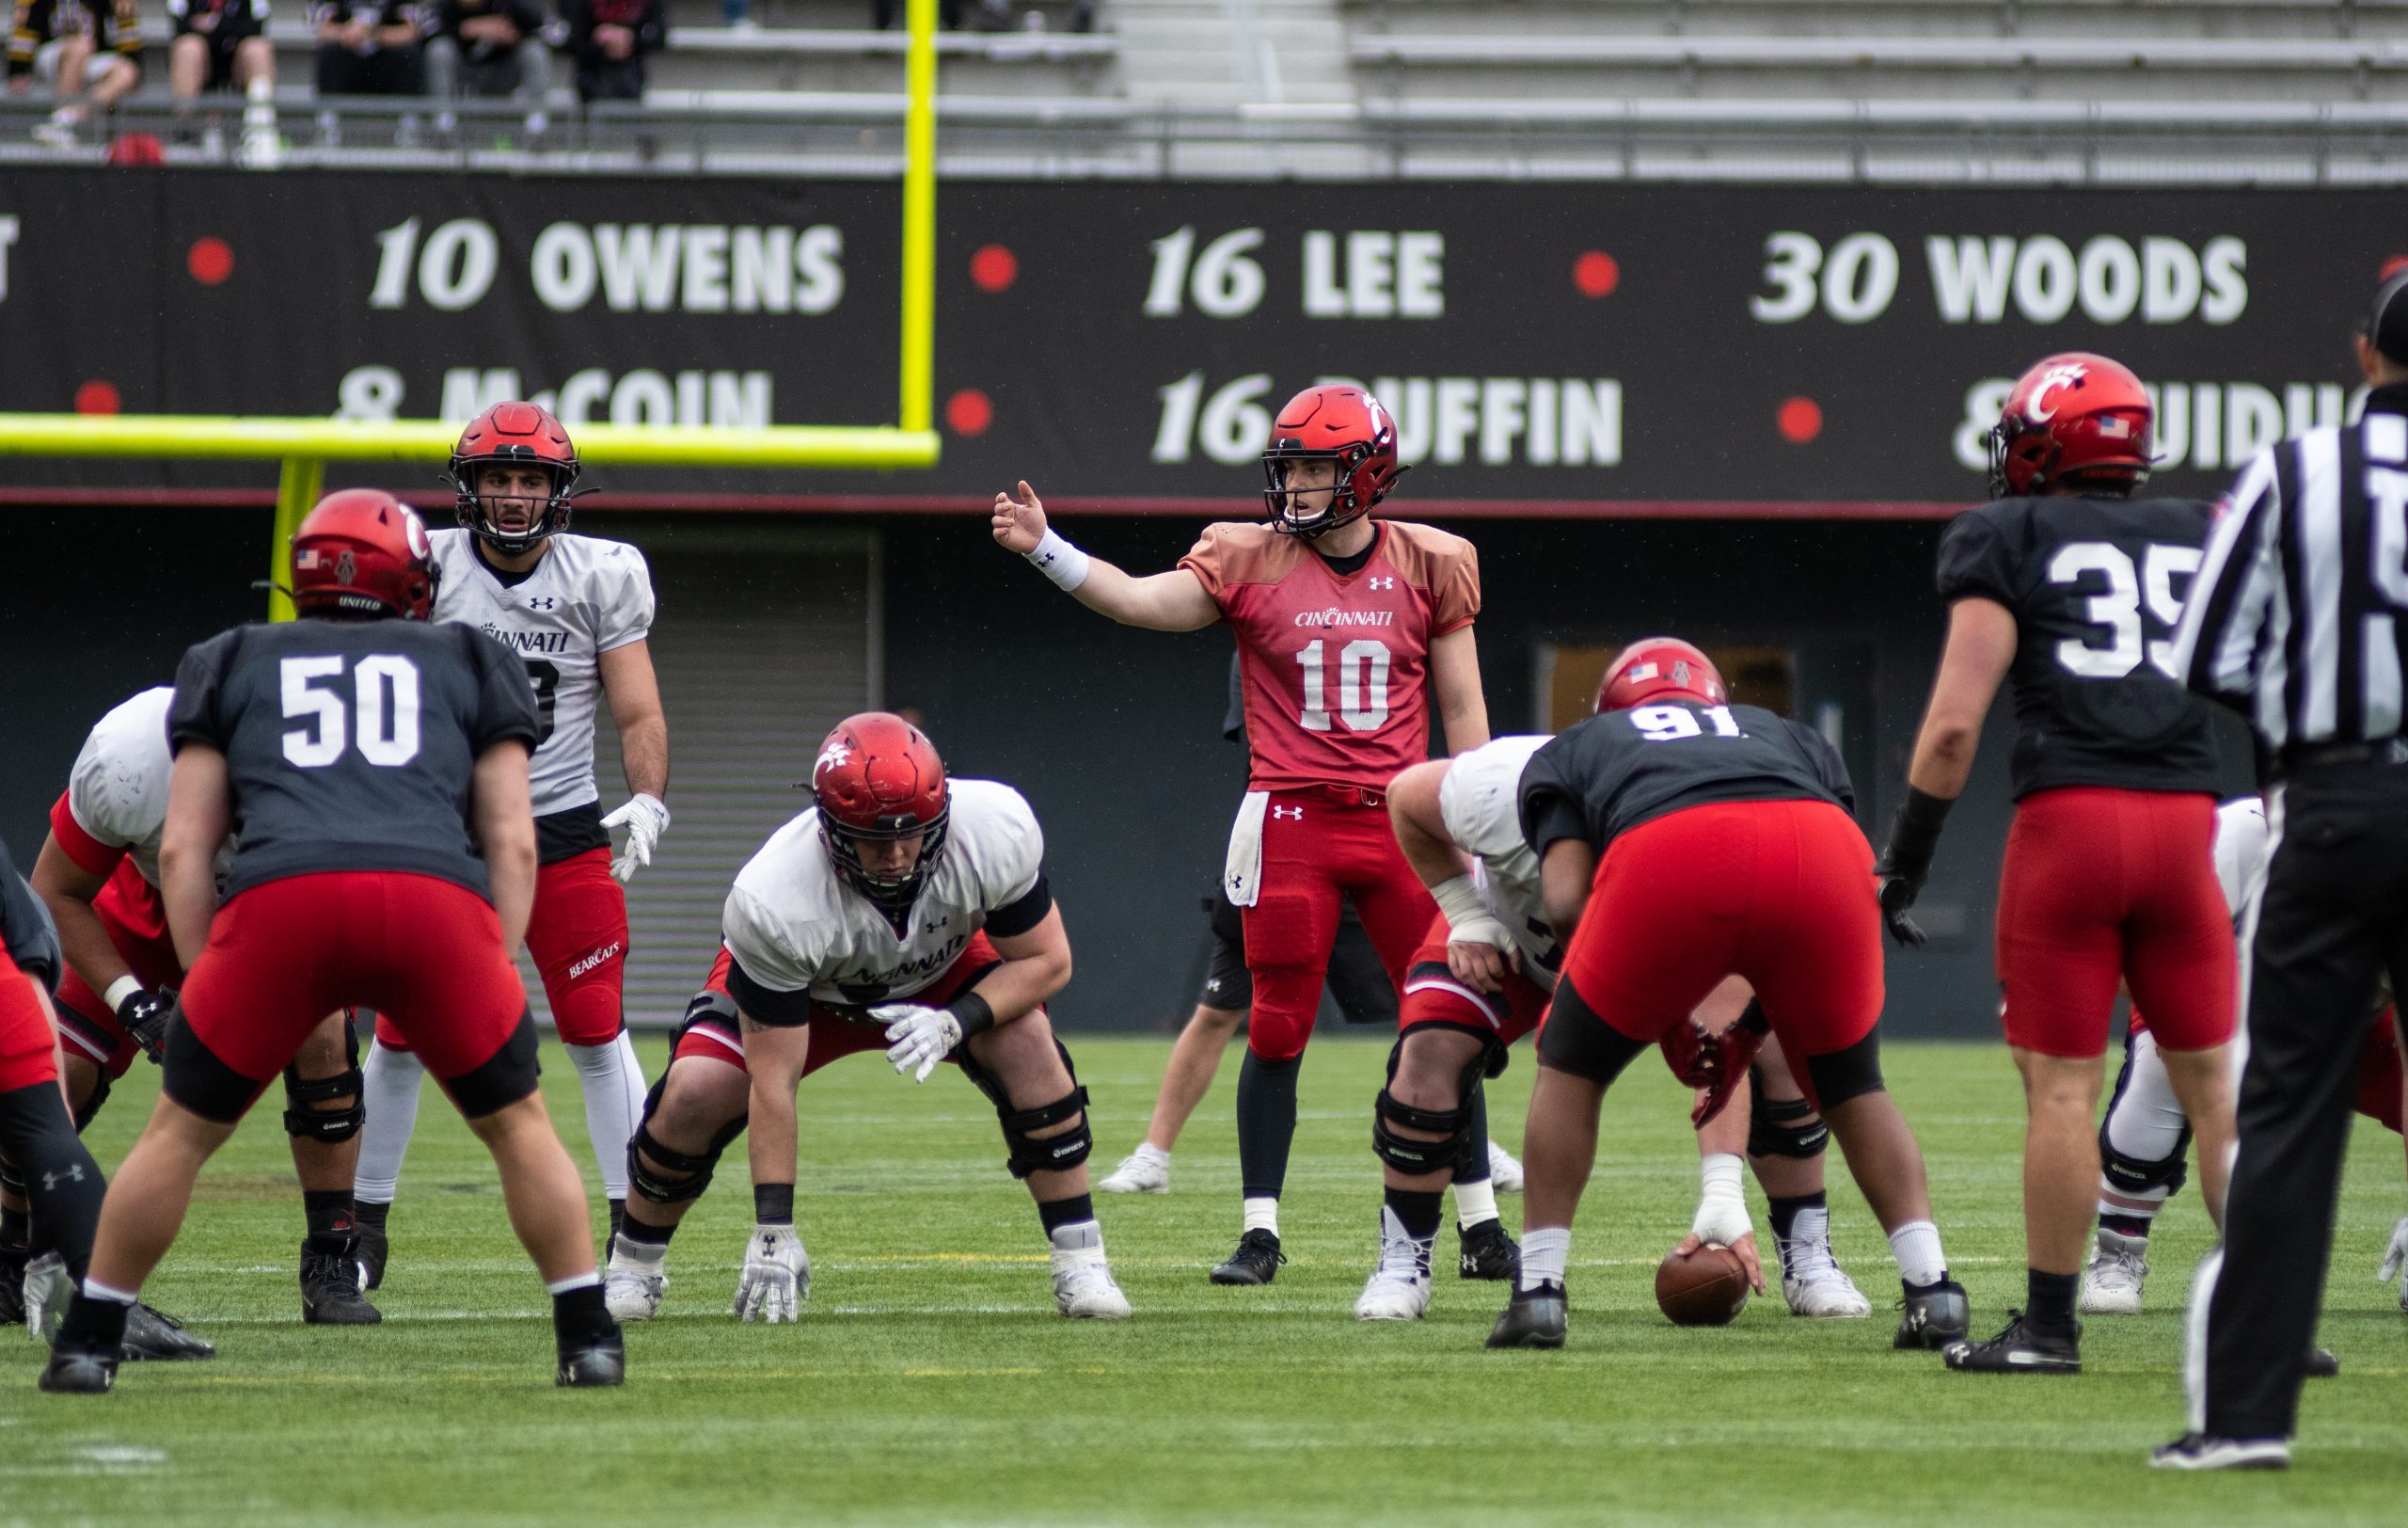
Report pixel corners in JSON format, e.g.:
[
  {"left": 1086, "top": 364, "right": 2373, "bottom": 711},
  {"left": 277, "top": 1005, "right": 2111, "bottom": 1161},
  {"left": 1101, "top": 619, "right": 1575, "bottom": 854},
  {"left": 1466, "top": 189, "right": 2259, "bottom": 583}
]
[
  {"left": 456, "top": 457, "right": 576, "bottom": 556},
  {"left": 1261, "top": 447, "right": 1370, "bottom": 540},
  {"left": 820, "top": 808, "right": 952, "bottom": 916}
]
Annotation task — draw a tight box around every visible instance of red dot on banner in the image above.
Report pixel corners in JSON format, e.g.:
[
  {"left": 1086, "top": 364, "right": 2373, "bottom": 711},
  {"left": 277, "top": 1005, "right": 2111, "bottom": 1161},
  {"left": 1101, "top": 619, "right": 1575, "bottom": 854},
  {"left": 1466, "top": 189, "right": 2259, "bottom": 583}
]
[
  {"left": 1777, "top": 397, "right": 1823, "bottom": 443},
  {"left": 74, "top": 380, "right": 121, "bottom": 415},
  {"left": 970, "top": 245, "right": 1018, "bottom": 293},
  {"left": 2383, "top": 254, "right": 2408, "bottom": 281},
  {"left": 945, "top": 389, "right": 994, "bottom": 437},
  {"left": 1573, "top": 251, "right": 1620, "bottom": 298},
  {"left": 187, "top": 237, "right": 234, "bottom": 285}
]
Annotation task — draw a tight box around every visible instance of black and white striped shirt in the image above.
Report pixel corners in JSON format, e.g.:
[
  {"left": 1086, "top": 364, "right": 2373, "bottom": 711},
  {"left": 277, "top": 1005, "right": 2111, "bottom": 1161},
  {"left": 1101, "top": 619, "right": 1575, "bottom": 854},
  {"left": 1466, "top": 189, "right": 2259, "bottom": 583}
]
[{"left": 2171, "top": 383, "right": 2408, "bottom": 750}]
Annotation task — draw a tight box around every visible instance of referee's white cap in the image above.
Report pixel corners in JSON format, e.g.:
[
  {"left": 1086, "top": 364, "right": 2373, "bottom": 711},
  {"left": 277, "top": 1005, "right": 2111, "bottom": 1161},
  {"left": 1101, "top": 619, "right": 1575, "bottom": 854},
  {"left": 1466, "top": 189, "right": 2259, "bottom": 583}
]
[{"left": 2373, "top": 262, "right": 2408, "bottom": 365}]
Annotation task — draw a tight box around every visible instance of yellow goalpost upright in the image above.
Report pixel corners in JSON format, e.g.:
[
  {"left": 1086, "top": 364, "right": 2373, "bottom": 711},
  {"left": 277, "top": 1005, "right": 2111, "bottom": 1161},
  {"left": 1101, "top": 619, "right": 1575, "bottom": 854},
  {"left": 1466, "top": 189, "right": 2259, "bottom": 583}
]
[{"left": 0, "top": 0, "right": 943, "bottom": 623}]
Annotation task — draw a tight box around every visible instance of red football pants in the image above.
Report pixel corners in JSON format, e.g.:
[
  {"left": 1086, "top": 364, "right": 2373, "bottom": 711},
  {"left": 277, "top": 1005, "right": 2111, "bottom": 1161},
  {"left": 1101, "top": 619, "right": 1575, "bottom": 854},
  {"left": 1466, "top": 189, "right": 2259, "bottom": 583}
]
[
  {"left": 1998, "top": 787, "right": 2233, "bottom": 1058},
  {"left": 1554, "top": 800, "right": 1883, "bottom": 1060},
  {"left": 0, "top": 949, "right": 61, "bottom": 1094},
  {"left": 378, "top": 847, "right": 626, "bottom": 1051},
  {"left": 673, "top": 932, "right": 1011, "bottom": 1077},
  {"left": 1397, "top": 912, "right": 1549, "bottom": 1047},
  {"left": 1239, "top": 788, "right": 1434, "bottom": 1062},
  {"left": 179, "top": 873, "right": 533, "bottom": 1115}
]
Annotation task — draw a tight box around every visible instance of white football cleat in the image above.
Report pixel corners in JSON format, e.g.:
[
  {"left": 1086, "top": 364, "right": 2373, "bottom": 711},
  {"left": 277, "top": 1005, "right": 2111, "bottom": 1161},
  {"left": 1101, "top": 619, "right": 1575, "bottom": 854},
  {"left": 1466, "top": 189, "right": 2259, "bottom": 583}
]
[
  {"left": 1486, "top": 1141, "right": 1525, "bottom": 1194},
  {"left": 605, "top": 1265, "right": 666, "bottom": 1323},
  {"left": 1776, "top": 1234, "right": 1871, "bottom": 1318},
  {"left": 1097, "top": 1148, "right": 1169, "bottom": 1195},
  {"left": 2080, "top": 1228, "right": 2148, "bottom": 1315},
  {"left": 1052, "top": 1249, "right": 1132, "bottom": 1319},
  {"left": 1354, "top": 1209, "right": 1435, "bottom": 1321}
]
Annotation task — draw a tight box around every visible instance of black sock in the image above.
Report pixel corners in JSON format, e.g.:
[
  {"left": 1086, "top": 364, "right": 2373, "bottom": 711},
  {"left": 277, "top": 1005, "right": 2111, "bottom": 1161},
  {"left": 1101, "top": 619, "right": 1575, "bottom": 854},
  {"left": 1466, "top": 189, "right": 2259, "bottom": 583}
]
[
  {"left": 0, "top": 1203, "right": 28, "bottom": 1252},
  {"left": 2099, "top": 1213, "right": 2151, "bottom": 1240},
  {"left": 355, "top": 1200, "right": 391, "bottom": 1233},
  {"left": 303, "top": 1190, "right": 356, "bottom": 1254},
  {"left": 1235, "top": 1051, "right": 1300, "bottom": 1201},
  {"left": 2027, "top": 1268, "right": 2079, "bottom": 1334},
  {"left": 58, "top": 1292, "right": 130, "bottom": 1353},
  {"left": 608, "top": 1197, "right": 626, "bottom": 1244},
  {"left": 1767, "top": 1190, "right": 1826, "bottom": 1245},
  {"left": 1383, "top": 1186, "right": 1444, "bottom": 1242},
  {"left": 616, "top": 1212, "right": 675, "bottom": 1250},
  {"left": 551, "top": 1282, "right": 612, "bottom": 1345},
  {"left": 1038, "top": 1193, "right": 1096, "bottom": 1235},
  {"left": 1452, "top": 1085, "right": 1491, "bottom": 1185}
]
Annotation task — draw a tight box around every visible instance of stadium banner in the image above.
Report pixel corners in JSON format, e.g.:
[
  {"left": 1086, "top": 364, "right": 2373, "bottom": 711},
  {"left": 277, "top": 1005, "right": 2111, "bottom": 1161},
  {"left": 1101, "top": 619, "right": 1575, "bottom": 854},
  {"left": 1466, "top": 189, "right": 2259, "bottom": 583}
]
[{"left": 0, "top": 167, "right": 2399, "bottom": 509}]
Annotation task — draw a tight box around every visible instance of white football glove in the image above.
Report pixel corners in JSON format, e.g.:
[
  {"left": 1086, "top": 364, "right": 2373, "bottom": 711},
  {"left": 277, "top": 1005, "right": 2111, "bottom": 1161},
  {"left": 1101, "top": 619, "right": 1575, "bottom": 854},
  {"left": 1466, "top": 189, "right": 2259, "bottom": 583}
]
[
  {"left": 875, "top": 1001, "right": 961, "bottom": 1083},
  {"left": 733, "top": 1223, "right": 809, "bottom": 1323},
  {"left": 2377, "top": 1216, "right": 2408, "bottom": 1297},
  {"left": 21, "top": 1250, "right": 71, "bottom": 1345},
  {"left": 600, "top": 792, "right": 670, "bottom": 883}
]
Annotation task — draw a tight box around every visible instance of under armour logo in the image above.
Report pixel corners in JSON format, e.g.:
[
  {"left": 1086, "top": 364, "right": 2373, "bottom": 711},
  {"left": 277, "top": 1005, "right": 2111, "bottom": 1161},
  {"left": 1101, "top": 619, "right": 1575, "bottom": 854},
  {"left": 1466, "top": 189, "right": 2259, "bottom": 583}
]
[
  {"left": 528, "top": 596, "right": 557, "bottom": 610},
  {"left": 923, "top": 914, "right": 951, "bottom": 932},
  {"left": 1369, "top": 576, "right": 1395, "bottom": 590},
  {"left": 1272, "top": 805, "right": 1304, "bottom": 820},
  {"left": 42, "top": 1164, "right": 86, "bottom": 1191}
]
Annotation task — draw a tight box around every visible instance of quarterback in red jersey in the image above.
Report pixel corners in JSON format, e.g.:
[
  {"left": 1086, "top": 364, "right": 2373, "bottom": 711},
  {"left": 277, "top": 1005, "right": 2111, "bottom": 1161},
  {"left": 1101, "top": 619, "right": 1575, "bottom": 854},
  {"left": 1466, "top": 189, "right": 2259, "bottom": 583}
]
[{"left": 994, "top": 384, "right": 1494, "bottom": 1290}]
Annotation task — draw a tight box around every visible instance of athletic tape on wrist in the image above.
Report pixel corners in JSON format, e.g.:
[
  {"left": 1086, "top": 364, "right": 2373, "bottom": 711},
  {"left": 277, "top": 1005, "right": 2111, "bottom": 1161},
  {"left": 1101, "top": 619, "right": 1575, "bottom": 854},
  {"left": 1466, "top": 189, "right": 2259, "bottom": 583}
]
[
  {"left": 1024, "top": 529, "right": 1092, "bottom": 592},
  {"left": 103, "top": 975, "right": 143, "bottom": 1012},
  {"left": 1429, "top": 875, "right": 1491, "bottom": 936}
]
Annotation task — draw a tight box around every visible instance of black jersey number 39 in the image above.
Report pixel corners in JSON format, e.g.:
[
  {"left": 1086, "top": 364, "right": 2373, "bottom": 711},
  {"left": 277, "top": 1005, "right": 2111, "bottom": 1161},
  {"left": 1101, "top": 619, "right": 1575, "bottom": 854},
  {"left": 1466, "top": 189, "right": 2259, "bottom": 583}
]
[
  {"left": 2047, "top": 541, "right": 2203, "bottom": 681},
  {"left": 523, "top": 660, "right": 561, "bottom": 745}
]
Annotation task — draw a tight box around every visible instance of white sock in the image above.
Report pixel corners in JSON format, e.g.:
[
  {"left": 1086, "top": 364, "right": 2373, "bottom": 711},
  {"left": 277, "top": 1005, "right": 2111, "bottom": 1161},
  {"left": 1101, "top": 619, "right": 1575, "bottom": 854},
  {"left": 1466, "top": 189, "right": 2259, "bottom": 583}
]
[
  {"left": 1518, "top": 1226, "right": 1570, "bottom": 1291},
  {"left": 566, "top": 1034, "right": 649, "bottom": 1202},
  {"left": 1242, "top": 1196, "right": 1279, "bottom": 1236},
  {"left": 1454, "top": 1178, "right": 1499, "bottom": 1231},
  {"left": 1132, "top": 1141, "right": 1170, "bottom": 1166},
  {"left": 1888, "top": 1219, "right": 1947, "bottom": 1287},
  {"left": 547, "top": 1272, "right": 600, "bottom": 1296},
  {"left": 353, "top": 1040, "right": 427, "bottom": 1203},
  {"left": 81, "top": 1277, "right": 138, "bottom": 1306},
  {"left": 1048, "top": 1218, "right": 1103, "bottom": 1253}
]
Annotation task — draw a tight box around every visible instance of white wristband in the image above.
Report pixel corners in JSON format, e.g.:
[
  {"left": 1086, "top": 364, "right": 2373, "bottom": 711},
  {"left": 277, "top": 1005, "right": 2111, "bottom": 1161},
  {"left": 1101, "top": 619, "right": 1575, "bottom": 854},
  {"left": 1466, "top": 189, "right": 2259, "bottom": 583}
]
[
  {"left": 1024, "top": 528, "right": 1092, "bottom": 592},
  {"left": 1429, "top": 874, "right": 1490, "bottom": 933},
  {"left": 103, "top": 975, "right": 143, "bottom": 1011}
]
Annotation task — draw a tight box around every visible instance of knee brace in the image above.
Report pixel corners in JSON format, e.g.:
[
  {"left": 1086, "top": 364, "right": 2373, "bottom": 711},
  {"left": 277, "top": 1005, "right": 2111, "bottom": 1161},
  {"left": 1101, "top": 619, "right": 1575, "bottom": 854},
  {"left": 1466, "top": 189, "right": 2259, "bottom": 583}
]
[
  {"left": 283, "top": 1012, "right": 366, "bottom": 1143},
  {"left": 1370, "top": 1033, "right": 1491, "bottom": 1175},
  {"left": 2098, "top": 1121, "right": 2190, "bottom": 1198},
  {"left": 626, "top": 1073, "right": 748, "bottom": 1206},
  {"left": 964, "top": 1039, "right": 1093, "bottom": 1179},
  {"left": 70, "top": 1075, "right": 110, "bottom": 1135},
  {"left": 1749, "top": 1094, "right": 1830, "bottom": 1159}
]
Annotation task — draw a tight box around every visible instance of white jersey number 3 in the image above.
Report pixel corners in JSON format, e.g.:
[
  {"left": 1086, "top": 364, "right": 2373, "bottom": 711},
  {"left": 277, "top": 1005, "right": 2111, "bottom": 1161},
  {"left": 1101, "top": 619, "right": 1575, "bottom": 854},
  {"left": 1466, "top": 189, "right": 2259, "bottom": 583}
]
[
  {"left": 281, "top": 655, "right": 423, "bottom": 768},
  {"left": 1296, "top": 638, "right": 1392, "bottom": 732}
]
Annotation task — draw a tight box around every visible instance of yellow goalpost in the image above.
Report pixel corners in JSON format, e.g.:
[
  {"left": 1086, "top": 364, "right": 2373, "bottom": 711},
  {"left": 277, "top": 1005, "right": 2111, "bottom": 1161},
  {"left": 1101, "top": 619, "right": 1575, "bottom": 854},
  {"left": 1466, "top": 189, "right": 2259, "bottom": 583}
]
[{"left": 0, "top": 0, "right": 943, "bottom": 623}]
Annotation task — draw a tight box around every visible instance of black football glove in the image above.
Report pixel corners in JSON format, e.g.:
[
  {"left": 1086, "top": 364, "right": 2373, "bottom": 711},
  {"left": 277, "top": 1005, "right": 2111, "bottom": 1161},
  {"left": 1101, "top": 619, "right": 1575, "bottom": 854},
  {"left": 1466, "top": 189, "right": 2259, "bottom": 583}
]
[
  {"left": 117, "top": 988, "right": 177, "bottom": 1065},
  {"left": 1873, "top": 867, "right": 1928, "bottom": 949},
  {"left": 1874, "top": 788, "right": 1956, "bottom": 950}
]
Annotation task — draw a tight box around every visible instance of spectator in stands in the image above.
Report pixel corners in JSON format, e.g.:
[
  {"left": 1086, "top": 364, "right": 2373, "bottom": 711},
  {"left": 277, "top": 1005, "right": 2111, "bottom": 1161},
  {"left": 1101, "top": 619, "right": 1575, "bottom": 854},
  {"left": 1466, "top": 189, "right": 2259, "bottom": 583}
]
[
  {"left": 424, "top": 0, "right": 550, "bottom": 132},
  {"left": 314, "top": 0, "right": 427, "bottom": 96},
  {"left": 558, "top": 0, "right": 662, "bottom": 105},
  {"left": 6, "top": 0, "right": 142, "bottom": 147},
  {"left": 168, "top": 0, "right": 276, "bottom": 126}
]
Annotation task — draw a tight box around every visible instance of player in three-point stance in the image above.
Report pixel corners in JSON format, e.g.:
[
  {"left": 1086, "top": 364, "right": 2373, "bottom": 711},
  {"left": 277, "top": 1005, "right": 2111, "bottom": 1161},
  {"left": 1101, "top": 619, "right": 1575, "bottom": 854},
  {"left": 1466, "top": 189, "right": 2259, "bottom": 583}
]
[
  {"left": 1486, "top": 639, "right": 1968, "bottom": 1351},
  {"left": 1877, "top": 354, "right": 2239, "bottom": 1376},
  {"left": 1383, "top": 688, "right": 1873, "bottom": 1323},
  {"left": 996, "top": 383, "right": 1502, "bottom": 1289},
  {"left": 0, "top": 836, "right": 119, "bottom": 1359},
  {"left": 24, "top": 684, "right": 373, "bottom": 1332},
  {"left": 601, "top": 712, "right": 1129, "bottom": 1323},
  {"left": 354, "top": 402, "right": 669, "bottom": 1285},
  {"left": 38, "top": 491, "right": 621, "bottom": 1393}
]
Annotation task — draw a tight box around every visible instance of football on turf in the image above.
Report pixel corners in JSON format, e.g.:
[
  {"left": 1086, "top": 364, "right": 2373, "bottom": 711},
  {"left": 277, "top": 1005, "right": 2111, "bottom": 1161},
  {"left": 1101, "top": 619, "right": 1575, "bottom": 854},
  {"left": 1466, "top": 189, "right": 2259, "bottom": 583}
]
[{"left": 1655, "top": 1244, "right": 1750, "bottom": 1326}]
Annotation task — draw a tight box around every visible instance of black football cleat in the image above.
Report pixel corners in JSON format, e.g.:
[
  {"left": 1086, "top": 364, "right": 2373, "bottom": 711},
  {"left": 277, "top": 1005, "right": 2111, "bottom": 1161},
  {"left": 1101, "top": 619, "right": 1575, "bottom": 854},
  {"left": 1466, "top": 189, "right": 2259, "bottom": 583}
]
[
  {"left": 1209, "top": 1229, "right": 1286, "bottom": 1286},
  {"left": 356, "top": 1218, "right": 389, "bottom": 1292},
  {"left": 2304, "top": 1345, "right": 2340, "bottom": 1378},
  {"left": 0, "top": 1243, "right": 25, "bottom": 1326},
  {"left": 1941, "top": 1310, "right": 2080, "bottom": 1374},
  {"left": 1893, "top": 1278, "right": 1971, "bottom": 1350},
  {"left": 557, "top": 1329, "right": 626, "bottom": 1389},
  {"left": 1457, "top": 1219, "right": 1521, "bottom": 1281},
  {"left": 1485, "top": 1282, "right": 1567, "bottom": 1349},
  {"left": 2150, "top": 1432, "right": 2290, "bottom": 1471},
  {"left": 38, "top": 1346, "right": 118, "bottom": 1394},
  {"left": 119, "top": 1303, "right": 214, "bottom": 1362},
  {"left": 300, "top": 1244, "right": 383, "bottom": 1326}
]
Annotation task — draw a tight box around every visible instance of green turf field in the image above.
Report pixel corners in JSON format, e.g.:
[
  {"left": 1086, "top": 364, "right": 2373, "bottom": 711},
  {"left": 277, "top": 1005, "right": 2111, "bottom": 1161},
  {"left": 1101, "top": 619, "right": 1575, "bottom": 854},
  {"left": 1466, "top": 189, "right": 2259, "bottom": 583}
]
[{"left": 3, "top": 1035, "right": 2402, "bottom": 1526}]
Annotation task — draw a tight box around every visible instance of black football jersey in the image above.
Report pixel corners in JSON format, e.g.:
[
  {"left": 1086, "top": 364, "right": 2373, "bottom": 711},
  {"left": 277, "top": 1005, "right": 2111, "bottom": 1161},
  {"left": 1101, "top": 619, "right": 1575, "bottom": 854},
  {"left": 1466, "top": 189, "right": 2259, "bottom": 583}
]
[
  {"left": 168, "top": 618, "right": 539, "bottom": 901},
  {"left": 0, "top": 836, "right": 63, "bottom": 994},
  {"left": 1518, "top": 700, "right": 1854, "bottom": 857},
  {"left": 1936, "top": 495, "right": 2221, "bottom": 799}
]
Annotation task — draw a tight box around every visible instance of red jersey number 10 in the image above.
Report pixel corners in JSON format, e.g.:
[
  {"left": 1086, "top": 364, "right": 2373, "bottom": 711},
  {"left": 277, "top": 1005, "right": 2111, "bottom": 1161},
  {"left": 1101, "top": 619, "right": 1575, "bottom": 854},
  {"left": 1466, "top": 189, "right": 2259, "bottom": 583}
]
[{"left": 1295, "top": 638, "right": 1393, "bottom": 733}]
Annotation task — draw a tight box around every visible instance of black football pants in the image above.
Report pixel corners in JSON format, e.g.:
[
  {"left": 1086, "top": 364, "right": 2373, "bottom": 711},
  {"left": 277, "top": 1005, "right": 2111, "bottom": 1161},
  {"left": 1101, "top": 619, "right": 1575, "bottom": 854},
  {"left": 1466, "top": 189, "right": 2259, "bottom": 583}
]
[{"left": 2192, "top": 756, "right": 2408, "bottom": 1440}]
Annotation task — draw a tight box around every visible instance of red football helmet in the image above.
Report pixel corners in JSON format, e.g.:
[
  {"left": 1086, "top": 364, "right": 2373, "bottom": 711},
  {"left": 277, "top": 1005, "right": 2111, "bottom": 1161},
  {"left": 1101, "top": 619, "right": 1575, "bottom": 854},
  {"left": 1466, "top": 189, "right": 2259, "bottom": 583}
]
[
  {"left": 1596, "top": 638, "right": 1727, "bottom": 714},
  {"left": 1988, "top": 353, "right": 2153, "bottom": 499},
  {"left": 291, "top": 490, "right": 439, "bottom": 622},
  {"left": 1261, "top": 384, "right": 1407, "bottom": 539},
  {"left": 452, "top": 401, "right": 581, "bottom": 554},
  {"left": 810, "top": 712, "right": 951, "bottom": 914}
]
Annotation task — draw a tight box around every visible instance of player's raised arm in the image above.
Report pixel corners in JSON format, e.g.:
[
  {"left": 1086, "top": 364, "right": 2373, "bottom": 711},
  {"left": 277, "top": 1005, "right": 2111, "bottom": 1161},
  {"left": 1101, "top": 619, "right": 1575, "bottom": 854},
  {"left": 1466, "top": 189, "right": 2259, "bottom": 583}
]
[{"left": 991, "top": 481, "right": 1219, "bottom": 631}]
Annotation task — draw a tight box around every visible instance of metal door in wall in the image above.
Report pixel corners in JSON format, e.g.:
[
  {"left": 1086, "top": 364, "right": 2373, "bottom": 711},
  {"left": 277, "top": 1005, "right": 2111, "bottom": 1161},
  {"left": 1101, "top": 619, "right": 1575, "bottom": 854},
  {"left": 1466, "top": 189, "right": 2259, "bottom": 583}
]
[{"left": 518, "top": 521, "right": 879, "bottom": 1031}]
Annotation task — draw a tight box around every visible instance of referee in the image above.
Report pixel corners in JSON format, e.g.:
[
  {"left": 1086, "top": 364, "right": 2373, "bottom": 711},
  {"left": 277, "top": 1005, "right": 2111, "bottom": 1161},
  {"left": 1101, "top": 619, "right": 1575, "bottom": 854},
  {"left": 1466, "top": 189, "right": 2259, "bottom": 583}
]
[{"left": 2157, "top": 268, "right": 2408, "bottom": 1471}]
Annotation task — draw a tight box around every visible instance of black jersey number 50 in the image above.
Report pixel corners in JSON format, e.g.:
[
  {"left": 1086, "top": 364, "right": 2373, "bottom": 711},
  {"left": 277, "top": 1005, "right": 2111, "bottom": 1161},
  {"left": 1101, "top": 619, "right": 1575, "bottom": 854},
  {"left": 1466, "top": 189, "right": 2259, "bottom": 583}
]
[{"left": 280, "top": 655, "right": 423, "bottom": 768}]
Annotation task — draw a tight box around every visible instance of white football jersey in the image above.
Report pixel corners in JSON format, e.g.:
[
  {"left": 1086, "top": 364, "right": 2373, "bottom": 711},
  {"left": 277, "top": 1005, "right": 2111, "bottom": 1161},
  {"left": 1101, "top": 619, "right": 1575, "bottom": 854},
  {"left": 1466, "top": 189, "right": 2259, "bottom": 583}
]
[
  {"left": 428, "top": 528, "right": 655, "bottom": 818},
  {"left": 1436, "top": 734, "right": 1557, "bottom": 976},
  {"left": 721, "top": 779, "right": 1047, "bottom": 1007},
  {"left": 63, "top": 686, "right": 232, "bottom": 886},
  {"left": 2210, "top": 796, "right": 2270, "bottom": 923}
]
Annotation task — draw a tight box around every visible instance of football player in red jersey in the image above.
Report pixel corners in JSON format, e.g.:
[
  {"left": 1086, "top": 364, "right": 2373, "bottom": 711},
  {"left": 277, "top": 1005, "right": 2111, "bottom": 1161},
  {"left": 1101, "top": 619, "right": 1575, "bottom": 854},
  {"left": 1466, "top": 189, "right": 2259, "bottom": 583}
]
[
  {"left": 995, "top": 384, "right": 1497, "bottom": 1292},
  {"left": 1878, "top": 355, "right": 2239, "bottom": 1376}
]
